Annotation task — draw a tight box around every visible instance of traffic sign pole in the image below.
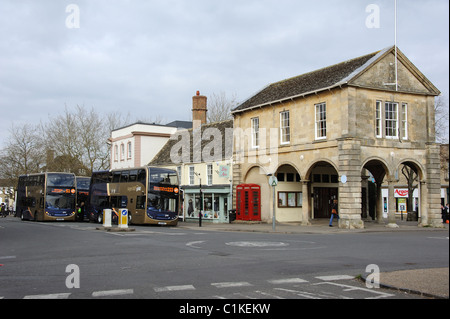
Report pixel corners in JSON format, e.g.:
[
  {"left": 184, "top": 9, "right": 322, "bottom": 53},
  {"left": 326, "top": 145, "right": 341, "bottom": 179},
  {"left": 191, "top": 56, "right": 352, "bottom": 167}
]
[{"left": 268, "top": 176, "right": 278, "bottom": 231}]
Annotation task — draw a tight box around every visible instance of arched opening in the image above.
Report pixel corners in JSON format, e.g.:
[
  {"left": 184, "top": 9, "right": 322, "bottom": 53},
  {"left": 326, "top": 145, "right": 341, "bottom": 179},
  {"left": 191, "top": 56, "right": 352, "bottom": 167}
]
[
  {"left": 397, "top": 160, "right": 424, "bottom": 223},
  {"left": 274, "top": 164, "right": 303, "bottom": 223},
  {"left": 362, "top": 158, "right": 390, "bottom": 223},
  {"left": 243, "top": 165, "right": 270, "bottom": 222},
  {"left": 305, "top": 161, "right": 339, "bottom": 219}
]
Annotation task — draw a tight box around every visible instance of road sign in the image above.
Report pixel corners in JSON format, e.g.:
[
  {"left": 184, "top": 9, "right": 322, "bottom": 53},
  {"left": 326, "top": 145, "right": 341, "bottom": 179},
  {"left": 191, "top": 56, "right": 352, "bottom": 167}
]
[
  {"left": 119, "top": 209, "right": 128, "bottom": 229},
  {"left": 269, "top": 176, "right": 278, "bottom": 187}
]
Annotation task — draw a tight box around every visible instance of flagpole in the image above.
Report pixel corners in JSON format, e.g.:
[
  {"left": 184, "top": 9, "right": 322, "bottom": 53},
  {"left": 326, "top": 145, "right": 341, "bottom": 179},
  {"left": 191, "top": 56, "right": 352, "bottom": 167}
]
[{"left": 395, "top": 0, "right": 398, "bottom": 91}]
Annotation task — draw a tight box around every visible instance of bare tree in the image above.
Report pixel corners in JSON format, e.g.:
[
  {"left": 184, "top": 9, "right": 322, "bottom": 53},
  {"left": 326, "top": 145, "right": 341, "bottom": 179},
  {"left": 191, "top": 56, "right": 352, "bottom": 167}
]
[
  {"left": 435, "top": 95, "right": 449, "bottom": 143},
  {"left": 401, "top": 165, "right": 419, "bottom": 221},
  {"left": 207, "top": 92, "right": 236, "bottom": 123},
  {"left": 0, "top": 123, "right": 45, "bottom": 187}
]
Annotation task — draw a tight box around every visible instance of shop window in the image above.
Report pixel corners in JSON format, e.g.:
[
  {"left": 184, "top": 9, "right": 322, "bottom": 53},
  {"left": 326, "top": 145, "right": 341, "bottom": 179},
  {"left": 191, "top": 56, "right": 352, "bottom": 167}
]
[{"left": 278, "top": 192, "right": 302, "bottom": 207}]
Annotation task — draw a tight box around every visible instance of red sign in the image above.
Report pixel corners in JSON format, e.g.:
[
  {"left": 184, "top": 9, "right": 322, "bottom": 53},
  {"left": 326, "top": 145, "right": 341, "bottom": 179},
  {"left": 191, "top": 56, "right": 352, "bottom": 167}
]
[{"left": 394, "top": 189, "right": 408, "bottom": 197}]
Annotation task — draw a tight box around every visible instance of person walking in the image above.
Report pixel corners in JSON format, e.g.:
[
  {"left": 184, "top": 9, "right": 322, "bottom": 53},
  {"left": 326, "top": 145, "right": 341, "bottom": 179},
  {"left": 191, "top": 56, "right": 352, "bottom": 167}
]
[{"left": 329, "top": 199, "right": 339, "bottom": 227}]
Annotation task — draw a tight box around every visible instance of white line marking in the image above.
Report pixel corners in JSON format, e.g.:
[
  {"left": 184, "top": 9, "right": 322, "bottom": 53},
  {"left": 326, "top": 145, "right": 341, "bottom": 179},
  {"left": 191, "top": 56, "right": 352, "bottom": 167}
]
[
  {"left": 315, "top": 275, "right": 355, "bottom": 281},
  {"left": 186, "top": 241, "right": 205, "bottom": 249},
  {"left": 211, "top": 282, "right": 252, "bottom": 288},
  {"left": 268, "top": 278, "right": 308, "bottom": 284},
  {"left": 23, "top": 293, "right": 71, "bottom": 299},
  {"left": 0, "top": 256, "right": 16, "bottom": 260},
  {"left": 92, "top": 289, "right": 134, "bottom": 297},
  {"left": 154, "top": 285, "right": 195, "bottom": 292},
  {"left": 314, "top": 282, "right": 395, "bottom": 299},
  {"left": 274, "top": 288, "right": 321, "bottom": 299}
]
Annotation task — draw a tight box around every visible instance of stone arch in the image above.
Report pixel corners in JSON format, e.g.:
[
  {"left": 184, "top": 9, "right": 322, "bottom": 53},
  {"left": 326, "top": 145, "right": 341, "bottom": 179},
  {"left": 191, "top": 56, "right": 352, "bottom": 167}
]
[
  {"left": 396, "top": 159, "right": 426, "bottom": 223},
  {"left": 243, "top": 165, "right": 270, "bottom": 222},
  {"left": 361, "top": 157, "right": 391, "bottom": 223},
  {"left": 304, "top": 159, "right": 340, "bottom": 219},
  {"left": 273, "top": 163, "right": 303, "bottom": 223},
  {"left": 304, "top": 158, "right": 339, "bottom": 181}
]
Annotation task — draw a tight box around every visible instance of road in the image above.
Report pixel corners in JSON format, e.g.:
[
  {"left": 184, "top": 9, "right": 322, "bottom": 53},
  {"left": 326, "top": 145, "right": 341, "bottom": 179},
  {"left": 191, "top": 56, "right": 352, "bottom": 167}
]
[{"left": 1, "top": 217, "right": 448, "bottom": 304}]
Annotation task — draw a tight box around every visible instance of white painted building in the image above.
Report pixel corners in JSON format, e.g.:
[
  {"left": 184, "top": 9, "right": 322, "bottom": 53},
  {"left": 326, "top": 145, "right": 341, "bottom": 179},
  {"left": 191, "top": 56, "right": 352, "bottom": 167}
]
[{"left": 110, "top": 121, "right": 191, "bottom": 170}]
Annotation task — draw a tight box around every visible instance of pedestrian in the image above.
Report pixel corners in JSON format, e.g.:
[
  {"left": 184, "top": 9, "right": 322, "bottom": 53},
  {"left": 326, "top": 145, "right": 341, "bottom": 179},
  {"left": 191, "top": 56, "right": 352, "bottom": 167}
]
[
  {"left": 329, "top": 199, "right": 339, "bottom": 227},
  {"left": 442, "top": 204, "right": 447, "bottom": 223},
  {"left": 445, "top": 203, "right": 450, "bottom": 224}
]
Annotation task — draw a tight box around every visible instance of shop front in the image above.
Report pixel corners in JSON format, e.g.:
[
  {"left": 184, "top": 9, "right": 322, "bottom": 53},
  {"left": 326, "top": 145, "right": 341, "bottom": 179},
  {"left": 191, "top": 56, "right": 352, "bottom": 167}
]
[{"left": 183, "top": 185, "right": 231, "bottom": 223}]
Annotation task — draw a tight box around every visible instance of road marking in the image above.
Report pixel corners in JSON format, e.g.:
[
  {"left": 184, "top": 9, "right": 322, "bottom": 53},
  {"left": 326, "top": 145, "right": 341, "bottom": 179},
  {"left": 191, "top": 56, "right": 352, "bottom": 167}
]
[
  {"left": 274, "top": 288, "right": 321, "bottom": 299},
  {"left": 92, "top": 289, "right": 134, "bottom": 297},
  {"left": 314, "top": 282, "right": 395, "bottom": 299},
  {"left": 186, "top": 241, "right": 206, "bottom": 249},
  {"left": 268, "top": 278, "right": 308, "bottom": 285},
  {"left": 211, "top": 282, "right": 252, "bottom": 288},
  {"left": 23, "top": 293, "right": 71, "bottom": 299},
  {"left": 255, "top": 290, "right": 285, "bottom": 299},
  {"left": 315, "top": 275, "right": 355, "bottom": 281},
  {"left": 0, "top": 256, "right": 16, "bottom": 260},
  {"left": 154, "top": 285, "right": 195, "bottom": 292},
  {"left": 226, "top": 241, "right": 289, "bottom": 248}
]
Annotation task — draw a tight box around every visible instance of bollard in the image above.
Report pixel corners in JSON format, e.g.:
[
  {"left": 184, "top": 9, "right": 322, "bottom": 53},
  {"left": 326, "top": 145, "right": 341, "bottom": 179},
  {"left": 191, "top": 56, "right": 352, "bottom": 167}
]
[
  {"left": 118, "top": 209, "right": 128, "bottom": 229},
  {"left": 103, "top": 209, "right": 112, "bottom": 228}
]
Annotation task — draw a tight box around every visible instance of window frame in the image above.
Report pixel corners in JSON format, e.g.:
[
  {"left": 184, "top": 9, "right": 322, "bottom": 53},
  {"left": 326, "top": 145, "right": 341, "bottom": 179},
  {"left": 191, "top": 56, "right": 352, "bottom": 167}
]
[
  {"left": 315, "top": 102, "right": 327, "bottom": 140},
  {"left": 385, "top": 102, "right": 399, "bottom": 139},
  {"left": 207, "top": 164, "right": 213, "bottom": 186},
  {"left": 278, "top": 191, "right": 303, "bottom": 208},
  {"left": 280, "top": 110, "right": 291, "bottom": 145},
  {"left": 251, "top": 117, "right": 260, "bottom": 149}
]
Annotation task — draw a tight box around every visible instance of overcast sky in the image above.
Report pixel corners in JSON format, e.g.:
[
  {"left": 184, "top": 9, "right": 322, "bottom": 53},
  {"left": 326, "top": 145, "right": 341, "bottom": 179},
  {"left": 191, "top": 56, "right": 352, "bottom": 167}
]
[{"left": 0, "top": 0, "right": 448, "bottom": 147}]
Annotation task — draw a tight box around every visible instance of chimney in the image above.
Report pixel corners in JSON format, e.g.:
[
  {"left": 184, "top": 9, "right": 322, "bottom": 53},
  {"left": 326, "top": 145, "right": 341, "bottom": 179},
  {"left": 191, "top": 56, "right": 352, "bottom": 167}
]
[{"left": 192, "top": 91, "right": 207, "bottom": 130}]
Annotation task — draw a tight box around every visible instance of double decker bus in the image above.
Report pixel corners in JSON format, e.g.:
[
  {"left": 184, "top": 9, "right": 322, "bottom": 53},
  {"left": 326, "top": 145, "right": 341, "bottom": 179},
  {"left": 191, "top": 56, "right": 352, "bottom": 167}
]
[
  {"left": 76, "top": 176, "right": 91, "bottom": 221},
  {"left": 16, "top": 172, "right": 77, "bottom": 221},
  {"left": 87, "top": 166, "right": 180, "bottom": 226}
]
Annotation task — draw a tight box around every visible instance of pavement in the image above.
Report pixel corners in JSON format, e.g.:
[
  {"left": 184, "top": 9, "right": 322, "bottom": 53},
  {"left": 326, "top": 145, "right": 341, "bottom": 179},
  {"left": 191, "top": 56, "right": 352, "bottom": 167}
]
[{"left": 179, "top": 218, "right": 450, "bottom": 299}]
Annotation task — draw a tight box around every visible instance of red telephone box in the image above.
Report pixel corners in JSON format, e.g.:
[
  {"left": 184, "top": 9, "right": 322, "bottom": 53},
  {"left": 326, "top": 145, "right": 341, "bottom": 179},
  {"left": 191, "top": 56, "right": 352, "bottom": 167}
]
[{"left": 236, "top": 184, "right": 261, "bottom": 221}]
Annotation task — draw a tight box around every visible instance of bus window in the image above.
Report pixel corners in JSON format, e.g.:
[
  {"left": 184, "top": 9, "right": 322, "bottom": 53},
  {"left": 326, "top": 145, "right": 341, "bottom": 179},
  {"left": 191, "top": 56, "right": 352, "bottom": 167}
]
[
  {"left": 111, "top": 196, "right": 128, "bottom": 209},
  {"left": 112, "top": 171, "right": 121, "bottom": 183},
  {"left": 137, "top": 169, "right": 146, "bottom": 185},
  {"left": 47, "top": 173, "right": 75, "bottom": 187},
  {"left": 129, "top": 170, "right": 137, "bottom": 182},
  {"left": 136, "top": 195, "right": 145, "bottom": 209},
  {"left": 121, "top": 171, "right": 129, "bottom": 183}
]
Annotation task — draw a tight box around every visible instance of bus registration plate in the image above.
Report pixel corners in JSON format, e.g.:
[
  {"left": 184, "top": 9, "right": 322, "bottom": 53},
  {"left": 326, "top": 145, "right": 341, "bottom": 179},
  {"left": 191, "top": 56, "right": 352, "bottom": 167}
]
[{"left": 158, "top": 222, "right": 167, "bottom": 225}]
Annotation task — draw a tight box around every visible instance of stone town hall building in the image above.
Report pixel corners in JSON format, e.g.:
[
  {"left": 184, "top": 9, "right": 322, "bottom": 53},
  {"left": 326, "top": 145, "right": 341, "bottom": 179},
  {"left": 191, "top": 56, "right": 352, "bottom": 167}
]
[{"left": 231, "top": 46, "right": 442, "bottom": 229}]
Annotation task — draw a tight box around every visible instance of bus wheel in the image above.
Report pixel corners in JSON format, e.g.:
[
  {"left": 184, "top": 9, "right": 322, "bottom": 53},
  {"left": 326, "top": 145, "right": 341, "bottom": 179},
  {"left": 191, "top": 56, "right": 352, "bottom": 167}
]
[
  {"left": 97, "top": 214, "right": 103, "bottom": 224},
  {"left": 128, "top": 214, "right": 132, "bottom": 225}
]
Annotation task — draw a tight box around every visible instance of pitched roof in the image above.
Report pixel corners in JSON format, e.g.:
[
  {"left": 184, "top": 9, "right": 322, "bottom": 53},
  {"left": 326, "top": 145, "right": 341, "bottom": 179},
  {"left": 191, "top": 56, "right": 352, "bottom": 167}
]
[
  {"left": 149, "top": 120, "right": 234, "bottom": 166},
  {"left": 232, "top": 49, "right": 382, "bottom": 114},
  {"left": 232, "top": 46, "right": 440, "bottom": 114}
]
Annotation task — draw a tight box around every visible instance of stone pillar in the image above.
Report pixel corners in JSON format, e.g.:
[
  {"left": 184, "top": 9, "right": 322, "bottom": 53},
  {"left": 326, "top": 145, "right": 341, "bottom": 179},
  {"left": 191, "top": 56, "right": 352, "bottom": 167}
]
[
  {"left": 386, "top": 179, "right": 399, "bottom": 228},
  {"left": 424, "top": 143, "right": 444, "bottom": 228},
  {"left": 375, "top": 181, "right": 384, "bottom": 223},
  {"left": 338, "top": 139, "right": 364, "bottom": 229},
  {"left": 301, "top": 181, "right": 311, "bottom": 226}
]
